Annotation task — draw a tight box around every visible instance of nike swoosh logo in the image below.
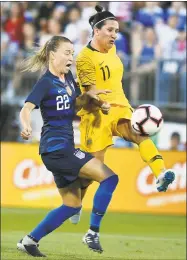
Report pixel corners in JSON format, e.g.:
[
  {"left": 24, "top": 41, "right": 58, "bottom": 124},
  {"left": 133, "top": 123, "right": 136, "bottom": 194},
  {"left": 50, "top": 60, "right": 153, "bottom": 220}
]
[
  {"left": 99, "top": 61, "right": 104, "bottom": 66},
  {"left": 95, "top": 212, "right": 103, "bottom": 216},
  {"left": 58, "top": 90, "right": 63, "bottom": 93}
]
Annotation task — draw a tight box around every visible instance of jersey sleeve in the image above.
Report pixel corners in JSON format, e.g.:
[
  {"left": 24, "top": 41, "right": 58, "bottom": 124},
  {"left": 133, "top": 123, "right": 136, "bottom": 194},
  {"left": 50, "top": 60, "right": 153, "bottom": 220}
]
[
  {"left": 76, "top": 54, "right": 96, "bottom": 86},
  {"left": 25, "top": 78, "right": 50, "bottom": 109}
]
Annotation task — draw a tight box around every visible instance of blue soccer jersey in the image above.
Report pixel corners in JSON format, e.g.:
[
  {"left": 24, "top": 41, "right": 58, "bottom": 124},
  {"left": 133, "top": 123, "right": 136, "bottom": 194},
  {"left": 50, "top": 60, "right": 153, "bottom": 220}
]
[{"left": 25, "top": 70, "right": 77, "bottom": 154}]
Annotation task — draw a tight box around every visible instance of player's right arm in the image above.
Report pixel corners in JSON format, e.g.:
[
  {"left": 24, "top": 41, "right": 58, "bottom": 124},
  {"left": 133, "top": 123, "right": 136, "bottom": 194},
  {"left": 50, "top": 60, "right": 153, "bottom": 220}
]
[
  {"left": 20, "top": 102, "right": 35, "bottom": 140},
  {"left": 76, "top": 53, "right": 110, "bottom": 114},
  {"left": 20, "top": 78, "right": 50, "bottom": 140},
  {"left": 76, "top": 53, "right": 96, "bottom": 92}
]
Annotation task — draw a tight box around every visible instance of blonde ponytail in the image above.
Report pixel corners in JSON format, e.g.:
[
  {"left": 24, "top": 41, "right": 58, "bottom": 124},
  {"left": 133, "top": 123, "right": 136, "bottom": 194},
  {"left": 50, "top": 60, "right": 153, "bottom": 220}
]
[
  {"left": 21, "top": 42, "right": 49, "bottom": 72},
  {"left": 21, "top": 36, "right": 73, "bottom": 73}
]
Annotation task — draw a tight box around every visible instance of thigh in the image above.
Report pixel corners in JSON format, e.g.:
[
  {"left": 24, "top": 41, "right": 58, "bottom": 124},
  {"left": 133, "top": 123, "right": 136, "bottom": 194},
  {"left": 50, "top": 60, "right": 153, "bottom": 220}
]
[
  {"left": 79, "top": 157, "right": 115, "bottom": 183},
  {"left": 92, "top": 147, "right": 107, "bottom": 162},
  {"left": 116, "top": 119, "right": 148, "bottom": 144},
  {"left": 58, "top": 178, "right": 82, "bottom": 208},
  {"left": 78, "top": 147, "right": 107, "bottom": 189},
  {"left": 41, "top": 148, "right": 93, "bottom": 189},
  {"left": 79, "top": 112, "right": 113, "bottom": 153},
  {"left": 111, "top": 106, "right": 133, "bottom": 137}
]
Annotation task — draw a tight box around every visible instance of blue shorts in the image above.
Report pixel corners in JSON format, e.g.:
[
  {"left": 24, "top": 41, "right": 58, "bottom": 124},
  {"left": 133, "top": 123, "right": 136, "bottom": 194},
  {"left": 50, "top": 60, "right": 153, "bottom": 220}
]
[{"left": 41, "top": 148, "right": 93, "bottom": 188}]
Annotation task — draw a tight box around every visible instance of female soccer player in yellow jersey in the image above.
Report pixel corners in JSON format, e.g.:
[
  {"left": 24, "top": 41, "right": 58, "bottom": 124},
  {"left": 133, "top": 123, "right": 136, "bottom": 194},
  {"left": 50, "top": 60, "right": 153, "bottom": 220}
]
[{"left": 71, "top": 5, "right": 175, "bottom": 224}]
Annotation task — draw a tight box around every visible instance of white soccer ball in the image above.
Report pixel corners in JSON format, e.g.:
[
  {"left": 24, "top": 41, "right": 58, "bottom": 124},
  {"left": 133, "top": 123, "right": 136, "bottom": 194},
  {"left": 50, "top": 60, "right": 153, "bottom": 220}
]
[{"left": 131, "top": 104, "right": 163, "bottom": 136}]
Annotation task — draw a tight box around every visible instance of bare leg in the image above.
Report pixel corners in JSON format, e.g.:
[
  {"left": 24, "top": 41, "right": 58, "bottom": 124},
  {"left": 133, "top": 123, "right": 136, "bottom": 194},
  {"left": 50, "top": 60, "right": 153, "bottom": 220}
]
[
  {"left": 80, "top": 147, "right": 107, "bottom": 200},
  {"left": 79, "top": 157, "right": 114, "bottom": 182}
]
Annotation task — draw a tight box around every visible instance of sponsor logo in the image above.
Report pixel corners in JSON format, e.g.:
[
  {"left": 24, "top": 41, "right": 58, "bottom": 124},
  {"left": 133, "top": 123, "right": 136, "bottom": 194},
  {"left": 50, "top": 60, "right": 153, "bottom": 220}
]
[
  {"left": 136, "top": 162, "right": 186, "bottom": 196},
  {"left": 136, "top": 162, "right": 186, "bottom": 207},
  {"left": 58, "top": 89, "right": 63, "bottom": 93},
  {"left": 13, "top": 159, "right": 54, "bottom": 189}
]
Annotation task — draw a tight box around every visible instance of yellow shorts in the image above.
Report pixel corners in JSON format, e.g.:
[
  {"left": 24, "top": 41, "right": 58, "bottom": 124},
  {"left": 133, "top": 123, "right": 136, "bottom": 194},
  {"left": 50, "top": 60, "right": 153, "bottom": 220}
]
[{"left": 79, "top": 106, "right": 133, "bottom": 153}]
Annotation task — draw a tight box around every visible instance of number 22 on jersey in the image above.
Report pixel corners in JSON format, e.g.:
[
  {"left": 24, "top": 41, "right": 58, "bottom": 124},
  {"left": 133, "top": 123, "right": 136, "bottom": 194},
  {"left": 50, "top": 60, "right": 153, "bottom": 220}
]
[{"left": 56, "top": 94, "right": 70, "bottom": 110}]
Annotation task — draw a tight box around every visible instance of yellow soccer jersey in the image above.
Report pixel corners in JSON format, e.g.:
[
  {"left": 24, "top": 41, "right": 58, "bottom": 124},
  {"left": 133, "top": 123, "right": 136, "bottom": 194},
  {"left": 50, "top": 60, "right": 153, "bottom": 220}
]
[{"left": 76, "top": 43, "right": 131, "bottom": 114}]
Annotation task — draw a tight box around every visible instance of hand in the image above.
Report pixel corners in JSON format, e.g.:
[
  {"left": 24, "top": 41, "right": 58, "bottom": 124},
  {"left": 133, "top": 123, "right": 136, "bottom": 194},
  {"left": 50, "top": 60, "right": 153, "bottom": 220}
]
[
  {"left": 20, "top": 125, "right": 32, "bottom": 140},
  {"left": 87, "top": 89, "right": 112, "bottom": 101},
  {"left": 74, "top": 78, "right": 80, "bottom": 88},
  {"left": 101, "top": 102, "right": 110, "bottom": 114}
]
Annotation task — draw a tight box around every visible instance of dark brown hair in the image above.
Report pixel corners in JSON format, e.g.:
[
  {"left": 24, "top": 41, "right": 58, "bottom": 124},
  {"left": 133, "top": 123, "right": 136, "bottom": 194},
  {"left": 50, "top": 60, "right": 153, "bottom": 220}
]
[{"left": 89, "top": 5, "right": 116, "bottom": 29}]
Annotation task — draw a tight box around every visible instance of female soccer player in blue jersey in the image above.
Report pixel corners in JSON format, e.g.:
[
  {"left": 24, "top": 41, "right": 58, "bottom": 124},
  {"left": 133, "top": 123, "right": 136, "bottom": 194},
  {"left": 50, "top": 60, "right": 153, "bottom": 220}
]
[{"left": 17, "top": 36, "right": 117, "bottom": 257}]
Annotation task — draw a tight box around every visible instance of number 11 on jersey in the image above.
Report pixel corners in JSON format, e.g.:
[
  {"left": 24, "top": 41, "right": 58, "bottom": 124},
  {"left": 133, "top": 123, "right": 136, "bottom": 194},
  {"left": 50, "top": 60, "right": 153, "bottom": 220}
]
[{"left": 100, "top": 65, "right": 110, "bottom": 81}]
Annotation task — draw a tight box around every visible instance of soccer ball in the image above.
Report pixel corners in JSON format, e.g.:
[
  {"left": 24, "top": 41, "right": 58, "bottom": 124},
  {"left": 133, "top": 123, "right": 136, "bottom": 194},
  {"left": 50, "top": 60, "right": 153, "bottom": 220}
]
[{"left": 131, "top": 104, "right": 163, "bottom": 136}]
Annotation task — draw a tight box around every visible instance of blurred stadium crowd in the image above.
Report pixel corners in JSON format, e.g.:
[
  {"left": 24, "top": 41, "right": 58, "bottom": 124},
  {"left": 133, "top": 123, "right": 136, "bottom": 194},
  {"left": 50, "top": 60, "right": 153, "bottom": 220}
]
[{"left": 1, "top": 1, "right": 186, "bottom": 147}]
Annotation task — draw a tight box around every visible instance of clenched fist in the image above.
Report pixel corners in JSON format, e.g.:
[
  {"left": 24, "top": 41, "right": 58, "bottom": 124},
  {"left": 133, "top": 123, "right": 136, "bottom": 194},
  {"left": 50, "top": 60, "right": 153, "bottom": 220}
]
[
  {"left": 101, "top": 102, "right": 110, "bottom": 115},
  {"left": 20, "top": 125, "right": 32, "bottom": 140}
]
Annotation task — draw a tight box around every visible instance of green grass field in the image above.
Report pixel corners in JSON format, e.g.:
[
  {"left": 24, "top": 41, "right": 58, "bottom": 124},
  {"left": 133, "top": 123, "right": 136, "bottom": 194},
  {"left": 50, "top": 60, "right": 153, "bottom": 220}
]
[{"left": 1, "top": 208, "right": 186, "bottom": 260}]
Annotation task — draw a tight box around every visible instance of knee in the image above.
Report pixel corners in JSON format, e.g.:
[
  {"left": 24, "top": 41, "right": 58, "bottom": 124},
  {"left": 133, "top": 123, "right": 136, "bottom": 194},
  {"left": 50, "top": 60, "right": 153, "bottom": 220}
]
[
  {"left": 65, "top": 201, "right": 82, "bottom": 208},
  {"left": 62, "top": 198, "right": 82, "bottom": 208},
  {"left": 112, "top": 174, "right": 119, "bottom": 187},
  {"left": 60, "top": 204, "right": 82, "bottom": 216},
  {"left": 134, "top": 135, "right": 149, "bottom": 145},
  {"left": 100, "top": 164, "right": 119, "bottom": 184},
  {"left": 103, "top": 174, "right": 119, "bottom": 190},
  {"left": 80, "top": 179, "right": 93, "bottom": 189}
]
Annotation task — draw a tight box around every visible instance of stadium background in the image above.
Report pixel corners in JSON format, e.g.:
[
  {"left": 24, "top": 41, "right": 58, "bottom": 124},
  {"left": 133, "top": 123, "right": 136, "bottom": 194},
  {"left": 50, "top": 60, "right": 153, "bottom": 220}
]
[{"left": 1, "top": 1, "right": 186, "bottom": 260}]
